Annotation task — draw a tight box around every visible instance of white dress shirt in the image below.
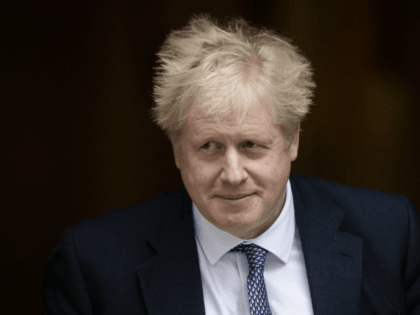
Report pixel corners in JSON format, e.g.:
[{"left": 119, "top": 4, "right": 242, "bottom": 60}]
[{"left": 192, "top": 180, "right": 314, "bottom": 315}]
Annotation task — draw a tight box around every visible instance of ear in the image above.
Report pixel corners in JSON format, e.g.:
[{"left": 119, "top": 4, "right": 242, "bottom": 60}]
[
  {"left": 289, "top": 124, "right": 300, "bottom": 162},
  {"left": 173, "top": 142, "right": 182, "bottom": 169}
]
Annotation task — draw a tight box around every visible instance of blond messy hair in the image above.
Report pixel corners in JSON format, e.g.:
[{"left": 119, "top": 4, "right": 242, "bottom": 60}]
[{"left": 152, "top": 14, "right": 315, "bottom": 149}]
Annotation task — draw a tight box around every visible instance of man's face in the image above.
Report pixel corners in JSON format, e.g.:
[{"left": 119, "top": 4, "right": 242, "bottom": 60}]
[{"left": 173, "top": 100, "right": 299, "bottom": 239}]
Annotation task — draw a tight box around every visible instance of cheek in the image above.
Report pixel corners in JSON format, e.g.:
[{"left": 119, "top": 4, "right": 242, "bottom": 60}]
[
  {"left": 252, "top": 153, "right": 280, "bottom": 172},
  {"left": 181, "top": 158, "right": 216, "bottom": 190},
  {"left": 250, "top": 155, "right": 291, "bottom": 185}
]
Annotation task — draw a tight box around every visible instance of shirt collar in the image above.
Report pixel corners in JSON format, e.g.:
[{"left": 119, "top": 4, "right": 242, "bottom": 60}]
[{"left": 193, "top": 180, "right": 296, "bottom": 265}]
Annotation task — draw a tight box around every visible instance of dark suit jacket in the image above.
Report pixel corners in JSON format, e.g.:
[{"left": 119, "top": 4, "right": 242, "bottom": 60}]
[{"left": 42, "top": 175, "right": 420, "bottom": 315}]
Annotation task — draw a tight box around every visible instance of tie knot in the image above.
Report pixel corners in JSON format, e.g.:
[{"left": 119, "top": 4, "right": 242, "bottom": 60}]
[{"left": 230, "top": 243, "right": 268, "bottom": 270}]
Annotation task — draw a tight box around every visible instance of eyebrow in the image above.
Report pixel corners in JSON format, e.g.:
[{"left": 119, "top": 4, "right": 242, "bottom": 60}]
[{"left": 193, "top": 127, "right": 279, "bottom": 147}]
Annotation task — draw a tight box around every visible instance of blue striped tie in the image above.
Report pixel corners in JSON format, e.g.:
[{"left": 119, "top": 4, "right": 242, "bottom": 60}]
[{"left": 231, "top": 243, "right": 272, "bottom": 315}]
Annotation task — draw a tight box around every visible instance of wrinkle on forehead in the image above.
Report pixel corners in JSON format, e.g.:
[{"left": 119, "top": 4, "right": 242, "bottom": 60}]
[
  {"left": 191, "top": 121, "right": 280, "bottom": 141},
  {"left": 189, "top": 98, "right": 275, "bottom": 127},
  {"left": 186, "top": 100, "right": 282, "bottom": 147}
]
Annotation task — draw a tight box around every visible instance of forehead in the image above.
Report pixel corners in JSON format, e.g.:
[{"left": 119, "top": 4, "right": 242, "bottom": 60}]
[{"left": 184, "top": 100, "right": 279, "bottom": 139}]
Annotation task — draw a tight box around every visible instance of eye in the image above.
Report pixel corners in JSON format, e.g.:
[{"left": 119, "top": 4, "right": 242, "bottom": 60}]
[
  {"left": 243, "top": 141, "right": 260, "bottom": 149},
  {"left": 201, "top": 142, "right": 220, "bottom": 151}
]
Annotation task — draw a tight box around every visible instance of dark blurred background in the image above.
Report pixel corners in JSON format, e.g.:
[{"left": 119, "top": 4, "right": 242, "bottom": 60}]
[{"left": 1, "top": 0, "right": 419, "bottom": 313}]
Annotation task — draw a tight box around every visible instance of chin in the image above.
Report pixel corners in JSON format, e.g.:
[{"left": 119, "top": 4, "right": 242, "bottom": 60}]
[{"left": 212, "top": 210, "right": 261, "bottom": 233}]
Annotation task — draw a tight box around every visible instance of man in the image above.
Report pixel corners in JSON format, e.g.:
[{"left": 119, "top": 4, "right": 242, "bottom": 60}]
[{"left": 43, "top": 15, "right": 420, "bottom": 315}]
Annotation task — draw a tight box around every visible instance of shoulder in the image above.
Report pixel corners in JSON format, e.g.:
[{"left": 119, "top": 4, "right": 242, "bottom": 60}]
[
  {"left": 290, "top": 174, "right": 419, "bottom": 249},
  {"left": 290, "top": 174, "right": 419, "bottom": 234},
  {"left": 57, "top": 187, "right": 189, "bottom": 251},
  {"left": 290, "top": 174, "right": 412, "bottom": 211}
]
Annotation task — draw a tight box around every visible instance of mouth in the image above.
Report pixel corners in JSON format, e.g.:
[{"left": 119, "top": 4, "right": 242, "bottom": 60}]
[{"left": 216, "top": 193, "right": 255, "bottom": 200}]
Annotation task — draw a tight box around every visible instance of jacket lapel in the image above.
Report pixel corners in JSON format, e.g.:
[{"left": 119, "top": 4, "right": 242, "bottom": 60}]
[
  {"left": 291, "top": 176, "right": 363, "bottom": 315},
  {"left": 136, "top": 189, "right": 205, "bottom": 315}
]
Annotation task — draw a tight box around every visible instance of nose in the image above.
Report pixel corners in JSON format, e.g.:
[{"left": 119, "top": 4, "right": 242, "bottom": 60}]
[{"left": 220, "top": 148, "right": 248, "bottom": 185}]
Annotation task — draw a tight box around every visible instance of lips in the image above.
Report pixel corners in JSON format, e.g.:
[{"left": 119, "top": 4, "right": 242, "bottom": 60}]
[{"left": 217, "top": 193, "right": 254, "bottom": 200}]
